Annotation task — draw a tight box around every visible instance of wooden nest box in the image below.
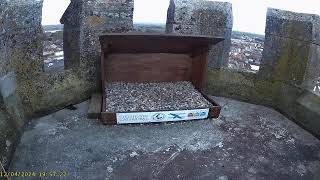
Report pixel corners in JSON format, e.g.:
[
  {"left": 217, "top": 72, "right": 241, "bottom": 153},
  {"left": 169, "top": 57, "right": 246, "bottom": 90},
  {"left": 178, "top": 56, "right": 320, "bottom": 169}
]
[{"left": 91, "top": 33, "right": 223, "bottom": 125}]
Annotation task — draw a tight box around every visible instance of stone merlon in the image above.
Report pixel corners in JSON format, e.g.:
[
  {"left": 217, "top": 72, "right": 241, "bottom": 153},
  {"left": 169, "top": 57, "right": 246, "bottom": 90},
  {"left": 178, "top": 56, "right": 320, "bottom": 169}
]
[
  {"left": 166, "top": 0, "right": 233, "bottom": 69},
  {"left": 60, "top": 0, "right": 134, "bottom": 76},
  {"left": 266, "top": 8, "right": 320, "bottom": 45}
]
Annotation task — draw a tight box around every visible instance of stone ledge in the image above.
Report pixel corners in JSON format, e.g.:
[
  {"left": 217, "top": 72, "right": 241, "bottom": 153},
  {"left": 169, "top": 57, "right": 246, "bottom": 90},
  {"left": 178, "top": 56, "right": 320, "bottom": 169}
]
[{"left": 205, "top": 68, "right": 320, "bottom": 138}]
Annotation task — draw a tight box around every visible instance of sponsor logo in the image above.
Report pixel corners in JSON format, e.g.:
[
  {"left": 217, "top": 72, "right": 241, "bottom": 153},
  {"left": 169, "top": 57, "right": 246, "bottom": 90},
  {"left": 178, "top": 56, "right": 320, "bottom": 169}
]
[
  {"left": 169, "top": 113, "right": 184, "bottom": 119},
  {"left": 119, "top": 114, "right": 149, "bottom": 122},
  {"left": 200, "top": 112, "right": 207, "bottom": 116},
  {"left": 188, "top": 111, "right": 207, "bottom": 118},
  {"left": 153, "top": 113, "right": 165, "bottom": 121}
]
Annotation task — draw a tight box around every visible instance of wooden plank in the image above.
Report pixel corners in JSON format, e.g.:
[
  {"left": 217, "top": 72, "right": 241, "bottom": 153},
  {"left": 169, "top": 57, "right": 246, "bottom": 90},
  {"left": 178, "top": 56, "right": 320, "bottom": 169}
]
[
  {"left": 88, "top": 93, "right": 102, "bottom": 119},
  {"left": 99, "top": 33, "right": 224, "bottom": 54},
  {"left": 191, "top": 47, "right": 209, "bottom": 90},
  {"left": 199, "top": 91, "right": 222, "bottom": 118},
  {"left": 101, "top": 112, "right": 117, "bottom": 125},
  {"left": 105, "top": 53, "right": 193, "bottom": 82},
  {"left": 209, "top": 106, "right": 221, "bottom": 118}
]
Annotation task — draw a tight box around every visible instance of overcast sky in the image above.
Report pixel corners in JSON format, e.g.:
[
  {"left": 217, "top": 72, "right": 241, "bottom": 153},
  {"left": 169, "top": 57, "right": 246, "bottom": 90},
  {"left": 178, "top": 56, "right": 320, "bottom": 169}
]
[{"left": 42, "top": 0, "right": 320, "bottom": 34}]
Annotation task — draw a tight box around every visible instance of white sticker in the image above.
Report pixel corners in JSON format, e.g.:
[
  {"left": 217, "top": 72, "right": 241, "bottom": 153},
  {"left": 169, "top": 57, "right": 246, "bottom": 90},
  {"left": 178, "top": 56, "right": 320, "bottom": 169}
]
[{"left": 116, "top": 109, "right": 209, "bottom": 124}]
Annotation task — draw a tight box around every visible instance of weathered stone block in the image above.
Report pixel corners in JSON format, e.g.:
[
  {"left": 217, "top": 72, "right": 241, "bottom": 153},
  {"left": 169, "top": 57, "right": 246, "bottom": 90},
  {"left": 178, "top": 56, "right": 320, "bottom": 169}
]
[
  {"left": 0, "top": 104, "right": 18, "bottom": 168},
  {"left": 169, "top": 24, "right": 229, "bottom": 37},
  {"left": 209, "top": 28, "right": 231, "bottom": 68},
  {"left": 0, "top": 0, "right": 93, "bottom": 119},
  {"left": 0, "top": 72, "right": 25, "bottom": 129},
  {"left": 0, "top": 34, "right": 8, "bottom": 77},
  {"left": 2, "top": 0, "right": 43, "bottom": 31},
  {"left": 276, "top": 83, "right": 320, "bottom": 138},
  {"left": 0, "top": 72, "right": 23, "bottom": 168},
  {"left": 266, "top": 8, "right": 320, "bottom": 45},
  {"left": 166, "top": 0, "right": 232, "bottom": 28},
  {"left": 166, "top": 0, "right": 233, "bottom": 69},
  {"left": 302, "top": 44, "right": 320, "bottom": 92},
  {"left": 259, "top": 35, "right": 312, "bottom": 86},
  {"left": 192, "top": 1, "right": 233, "bottom": 28},
  {"left": 0, "top": 72, "right": 17, "bottom": 99},
  {"left": 63, "top": 27, "right": 80, "bottom": 69},
  {"left": 61, "top": 0, "right": 134, "bottom": 81},
  {"left": 0, "top": 2, "right": 7, "bottom": 77},
  {"left": 5, "top": 28, "right": 44, "bottom": 77},
  {"left": 0, "top": 0, "right": 44, "bottom": 78},
  {"left": 87, "top": 93, "right": 102, "bottom": 119},
  {"left": 13, "top": 69, "right": 95, "bottom": 116},
  {"left": 0, "top": 0, "right": 44, "bottom": 116},
  {"left": 205, "top": 69, "right": 280, "bottom": 107}
]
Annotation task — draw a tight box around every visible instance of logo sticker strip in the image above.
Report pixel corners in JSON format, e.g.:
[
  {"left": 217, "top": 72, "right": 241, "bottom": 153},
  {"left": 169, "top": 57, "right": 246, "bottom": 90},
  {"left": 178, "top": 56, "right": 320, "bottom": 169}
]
[{"left": 116, "top": 109, "right": 210, "bottom": 124}]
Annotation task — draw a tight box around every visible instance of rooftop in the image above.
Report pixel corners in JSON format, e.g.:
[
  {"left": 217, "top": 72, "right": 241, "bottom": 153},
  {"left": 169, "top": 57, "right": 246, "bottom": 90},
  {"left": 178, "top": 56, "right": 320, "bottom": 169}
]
[{"left": 9, "top": 96, "right": 320, "bottom": 179}]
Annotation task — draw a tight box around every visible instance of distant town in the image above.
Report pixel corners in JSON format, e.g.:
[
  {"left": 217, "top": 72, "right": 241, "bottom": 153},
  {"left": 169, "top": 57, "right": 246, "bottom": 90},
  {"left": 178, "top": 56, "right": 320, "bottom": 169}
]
[
  {"left": 229, "top": 31, "right": 264, "bottom": 73},
  {"left": 43, "top": 25, "right": 64, "bottom": 71},
  {"left": 42, "top": 24, "right": 264, "bottom": 73}
]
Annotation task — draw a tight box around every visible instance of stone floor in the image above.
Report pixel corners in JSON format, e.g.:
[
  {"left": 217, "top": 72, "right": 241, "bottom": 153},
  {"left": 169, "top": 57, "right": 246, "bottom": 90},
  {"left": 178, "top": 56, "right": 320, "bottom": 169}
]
[{"left": 9, "top": 97, "right": 320, "bottom": 180}]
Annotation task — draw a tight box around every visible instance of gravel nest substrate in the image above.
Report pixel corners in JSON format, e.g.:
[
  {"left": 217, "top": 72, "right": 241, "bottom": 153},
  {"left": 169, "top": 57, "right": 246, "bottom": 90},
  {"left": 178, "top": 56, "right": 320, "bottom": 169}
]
[{"left": 105, "top": 81, "right": 213, "bottom": 112}]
